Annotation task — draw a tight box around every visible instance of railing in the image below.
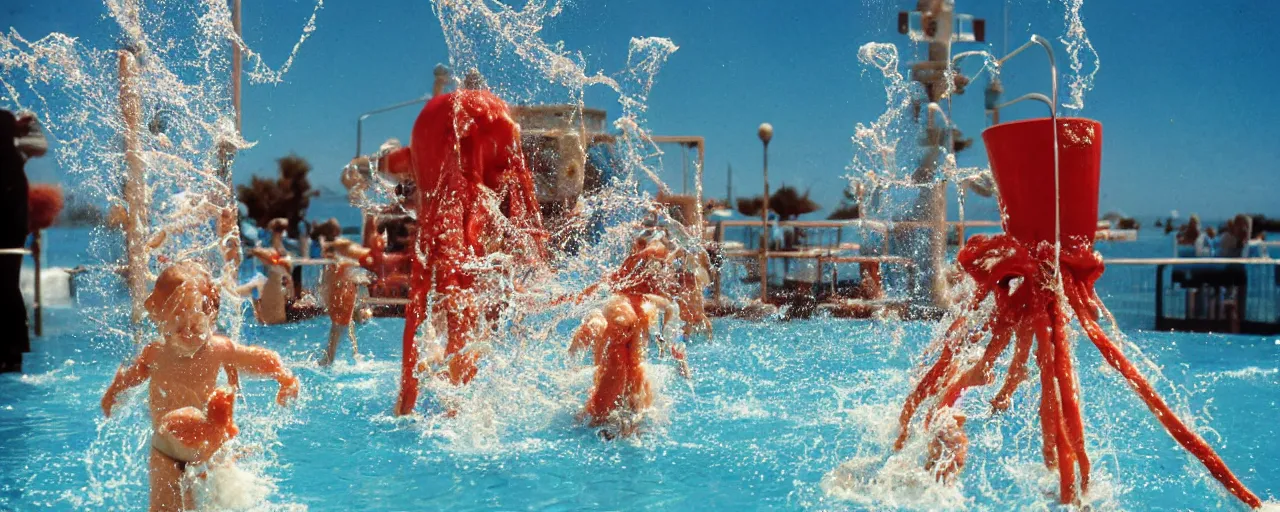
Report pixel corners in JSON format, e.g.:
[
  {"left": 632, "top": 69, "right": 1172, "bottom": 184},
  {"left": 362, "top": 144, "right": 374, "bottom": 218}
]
[
  {"left": 4, "top": 241, "right": 42, "bottom": 336},
  {"left": 1096, "top": 257, "right": 1280, "bottom": 333},
  {"left": 710, "top": 218, "right": 978, "bottom": 306}
]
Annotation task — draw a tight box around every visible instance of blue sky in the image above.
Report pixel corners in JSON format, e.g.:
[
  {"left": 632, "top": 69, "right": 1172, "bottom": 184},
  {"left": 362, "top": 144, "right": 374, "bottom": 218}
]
[{"left": 8, "top": 0, "right": 1280, "bottom": 221}]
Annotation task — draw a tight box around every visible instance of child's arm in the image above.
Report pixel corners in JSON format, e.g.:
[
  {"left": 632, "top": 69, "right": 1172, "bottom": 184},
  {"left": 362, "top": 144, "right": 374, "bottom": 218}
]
[
  {"left": 233, "top": 275, "right": 265, "bottom": 297},
  {"left": 644, "top": 296, "right": 691, "bottom": 381},
  {"left": 224, "top": 340, "right": 299, "bottom": 406},
  {"left": 569, "top": 313, "right": 606, "bottom": 356},
  {"left": 101, "top": 344, "right": 159, "bottom": 417}
]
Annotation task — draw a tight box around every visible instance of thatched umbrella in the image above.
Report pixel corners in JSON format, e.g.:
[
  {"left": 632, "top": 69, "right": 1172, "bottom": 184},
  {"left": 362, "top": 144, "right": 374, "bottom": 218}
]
[
  {"left": 736, "top": 185, "right": 821, "bottom": 221},
  {"left": 737, "top": 196, "right": 765, "bottom": 217},
  {"left": 769, "top": 185, "right": 820, "bottom": 221}
]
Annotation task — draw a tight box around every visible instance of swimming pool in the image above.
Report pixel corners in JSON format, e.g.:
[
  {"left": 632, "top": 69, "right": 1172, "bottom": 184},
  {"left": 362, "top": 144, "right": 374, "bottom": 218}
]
[{"left": 2, "top": 302, "right": 1275, "bottom": 510}]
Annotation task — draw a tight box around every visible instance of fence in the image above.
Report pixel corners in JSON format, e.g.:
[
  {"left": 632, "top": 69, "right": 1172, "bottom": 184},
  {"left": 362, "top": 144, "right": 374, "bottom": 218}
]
[{"left": 1097, "top": 258, "right": 1279, "bottom": 333}]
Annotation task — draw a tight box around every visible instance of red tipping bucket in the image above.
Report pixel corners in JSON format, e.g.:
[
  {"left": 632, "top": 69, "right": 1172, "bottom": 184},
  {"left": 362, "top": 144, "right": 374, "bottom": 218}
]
[{"left": 982, "top": 117, "right": 1102, "bottom": 248}]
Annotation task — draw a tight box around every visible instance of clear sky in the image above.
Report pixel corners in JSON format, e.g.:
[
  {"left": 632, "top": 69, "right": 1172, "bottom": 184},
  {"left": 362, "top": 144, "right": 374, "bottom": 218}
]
[{"left": 8, "top": 0, "right": 1280, "bottom": 221}]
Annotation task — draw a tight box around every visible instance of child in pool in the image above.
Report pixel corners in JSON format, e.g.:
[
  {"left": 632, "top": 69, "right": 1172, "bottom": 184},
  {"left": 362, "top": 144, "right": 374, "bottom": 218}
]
[
  {"left": 569, "top": 295, "right": 680, "bottom": 437},
  {"left": 566, "top": 234, "right": 692, "bottom": 437},
  {"left": 318, "top": 238, "right": 372, "bottom": 366},
  {"left": 243, "top": 244, "right": 294, "bottom": 325},
  {"left": 100, "top": 261, "right": 299, "bottom": 511},
  {"left": 240, "top": 219, "right": 322, "bottom": 324},
  {"left": 670, "top": 243, "right": 713, "bottom": 340}
]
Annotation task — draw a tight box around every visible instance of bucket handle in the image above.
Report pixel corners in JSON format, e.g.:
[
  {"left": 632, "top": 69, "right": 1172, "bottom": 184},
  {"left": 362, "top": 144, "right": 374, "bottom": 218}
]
[
  {"left": 954, "top": 34, "right": 1058, "bottom": 118},
  {"left": 954, "top": 35, "right": 1065, "bottom": 264}
]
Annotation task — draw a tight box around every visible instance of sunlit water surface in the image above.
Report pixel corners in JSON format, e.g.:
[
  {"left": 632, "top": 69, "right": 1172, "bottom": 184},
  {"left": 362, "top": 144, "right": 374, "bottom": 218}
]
[{"left": 1, "top": 294, "right": 1276, "bottom": 510}]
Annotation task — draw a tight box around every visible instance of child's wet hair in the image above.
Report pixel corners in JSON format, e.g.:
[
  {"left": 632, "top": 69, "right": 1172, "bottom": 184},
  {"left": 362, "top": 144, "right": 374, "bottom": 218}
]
[
  {"left": 145, "top": 260, "right": 220, "bottom": 319},
  {"left": 267, "top": 217, "right": 289, "bottom": 234}
]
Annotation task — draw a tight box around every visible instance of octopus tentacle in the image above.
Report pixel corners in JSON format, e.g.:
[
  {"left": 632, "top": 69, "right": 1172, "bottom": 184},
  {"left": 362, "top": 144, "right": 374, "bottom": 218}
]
[
  {"left": 441, "top": 292, "right": 480, "bottom": 385},
  {"left": 1033, "top": 313, "right": 1061, "bottom": 473},
  {"left": 895, "top": 344, "right": 957, "bottom": 451},
  {"left": 1070, "top": 303, "right": 1263, "bottom": 509},
  {"left": 991, "top": 324, "right": 1034, "bottom": 412},
  {"left": 895, "top": 315, "right": 976, "bottom": 450},
  {"left": 396, "top": 262, "right": 430, "bottom": 416},
  {"left": 1056, "top": 277, "right": 1091, "bottom": 492},
  {"left": 894, "top": 234, "right": 1262, "bottom": 508},
  {"left": 1035, "top": 315, "right": 1079, "bottom": 503},
  {"left": 936, "top": 319, "right": 1015, "bottom": 411}
]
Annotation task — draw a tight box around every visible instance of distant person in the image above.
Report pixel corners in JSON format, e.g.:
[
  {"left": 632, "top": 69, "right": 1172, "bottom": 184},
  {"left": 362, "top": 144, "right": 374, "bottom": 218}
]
[
  {"left": 318, "top": 238, "right": 372, "bottom": 366},
  {"left": 1, "top": 110, "right": 47, "bottom": 373},
  {"left": 242, "top": 245, "right": 294, "bottom": 325},
  {"left": 238, "top": 218, "right": 320, "bottom": 324},
  {"left": 266, "top": 217, "right": 289, "bottom": 254},
  {"left": 1218, "top": 215, "right": 1251, "bottom": 258},
  {"left": 1176, "top": 214, "right": 1209, "bottom": 257},
  {"left": 309, "top": 217, "right": 342, "bottom": 258},
  {"left": 1246, "top": 229, "right": 1268, "bottom": 258}
]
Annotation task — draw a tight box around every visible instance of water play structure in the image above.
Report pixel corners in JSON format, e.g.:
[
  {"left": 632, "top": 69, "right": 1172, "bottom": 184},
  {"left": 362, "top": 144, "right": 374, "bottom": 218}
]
[
  {"left": 3, "top": 0, "right": 1278, "bottom": 510},
  {"left": 895, "top": 114, "right": 1261, "bottom": 507},
  {"left": 375, "top": 86, "right": 549, "bottom": 414}
]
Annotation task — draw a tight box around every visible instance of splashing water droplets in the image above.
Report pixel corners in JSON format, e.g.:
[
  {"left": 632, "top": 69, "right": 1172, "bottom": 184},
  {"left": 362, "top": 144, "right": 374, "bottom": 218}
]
[
  {"left": 1059, "top": 0, "right": 1099, "bottom": 111},
  {"left": 3, "top": 0, "right": 321, "bottom": 507}
]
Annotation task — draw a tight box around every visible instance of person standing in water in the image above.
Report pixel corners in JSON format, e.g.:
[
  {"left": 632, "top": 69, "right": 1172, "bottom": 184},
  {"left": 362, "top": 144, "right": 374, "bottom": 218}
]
[
  {"left": 239, "top": 218, "right": 320, "bottom": 324},
  {"left": 563, "top": 233, "right": 693, "bottom": 437},
  {"left": 1, "top": 110, "right": 47, "bottom": 373},
  {"left": 101, "top": 261, "right": 299, "bottom": 511},
  {"left": 318, "top": 238, "right": 372, "bottom": 366}
]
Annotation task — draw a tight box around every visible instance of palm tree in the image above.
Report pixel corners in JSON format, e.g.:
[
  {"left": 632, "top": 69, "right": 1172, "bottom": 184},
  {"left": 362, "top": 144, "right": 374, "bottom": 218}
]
[{"left": 236, "top": 154, "right": 319, "bottom": 238}]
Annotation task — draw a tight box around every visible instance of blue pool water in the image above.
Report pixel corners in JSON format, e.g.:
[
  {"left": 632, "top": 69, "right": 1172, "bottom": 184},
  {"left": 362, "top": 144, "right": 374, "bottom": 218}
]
[{"left": 1, "top": 296, "right": 1277, "bottom": 510}]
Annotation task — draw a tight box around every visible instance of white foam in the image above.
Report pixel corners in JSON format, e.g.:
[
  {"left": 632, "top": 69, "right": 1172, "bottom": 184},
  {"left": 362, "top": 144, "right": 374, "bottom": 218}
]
[
  {"left": 19, "top": 359, "right": 79, "bottom": 385},
  {"left": 1210, "top": 366, "right": 1278, "bottom": 381},
  {"left": 822, "top": 454, "right": 969, "bottom": 510},
  {"left": 716, "top": 394, "right": 770, "bottom": 420},
  {"left": 194, "top": 461, "right": 276, "bottom": 510},
  {"left": 20, "top": 266, "right": 74, "bottom": 308}
]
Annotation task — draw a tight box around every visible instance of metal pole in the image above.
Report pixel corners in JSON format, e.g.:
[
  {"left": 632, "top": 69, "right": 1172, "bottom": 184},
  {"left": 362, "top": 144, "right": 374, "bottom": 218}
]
[
  {"left": 714, "top": 222, "right": 724, "bottom": 301},
  {"left": 726, "top": 163, "right": 733, "bottom": 206},
  {"left": 220, "top": 0, "right": 244, "bottom": 288},
  {"left": 32, "top": 230, "right": 41, "bottom": 337},
  {"left": 353, "top": 66, "right": 449, "bottom": 158},
  {"left": 758, "top": 123, "right": 773, "bottom": 303},
  {"left": 681, "top": 145, "right": 689, "bottom": 195},
  {"left": 908, "top": 0, "right": 956, "bottom": 310},
  {"left": 695, "top": 140, "right": 705, "bottom": 237},
  {"left": 354, "top": 95, "right": 433, "bottom": 157},
  {"left": 118, "top": 49, "right": 149, "bottom": 337}
]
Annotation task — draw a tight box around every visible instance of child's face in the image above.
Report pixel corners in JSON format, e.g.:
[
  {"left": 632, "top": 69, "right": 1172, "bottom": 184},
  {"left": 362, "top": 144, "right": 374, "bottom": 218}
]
[{"left": 146, "top": 281, "right": 214, "bottom": 353}]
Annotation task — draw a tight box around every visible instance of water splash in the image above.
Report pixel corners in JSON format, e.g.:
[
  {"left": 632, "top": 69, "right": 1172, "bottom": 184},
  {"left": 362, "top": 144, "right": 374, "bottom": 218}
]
[
  {"left": 1058, "top": 0, "right": 1099, "bottom": 111},
  {"left": 2, "top": 0, "right": 321, "bottom": 507},
  {"left": 330, "top": 0, "right": 698, "bottom": 451},
  {"left": 1, "top": 0, "right": 322, "bottom": 344},
  {"left": 828, "top": 3, "right": 1271, "bottom": 508},
  {"left": 849, "top": 43, "right": 915, "bottom": 188}
]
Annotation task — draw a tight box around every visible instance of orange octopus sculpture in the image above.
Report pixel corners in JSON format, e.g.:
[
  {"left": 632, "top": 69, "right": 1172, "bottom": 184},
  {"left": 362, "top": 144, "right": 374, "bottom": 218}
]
[
  {"left": 376, "top": 89, "right": 548, "bottom": 415},
  {"left": 895, "top": 117, "right": 1261, "bottom": 508}
]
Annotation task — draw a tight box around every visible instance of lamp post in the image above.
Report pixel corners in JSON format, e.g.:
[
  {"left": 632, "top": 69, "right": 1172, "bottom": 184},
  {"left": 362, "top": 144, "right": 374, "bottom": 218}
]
[{"left": 757, "top": 122, "right": 773, "bottom": 303}]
